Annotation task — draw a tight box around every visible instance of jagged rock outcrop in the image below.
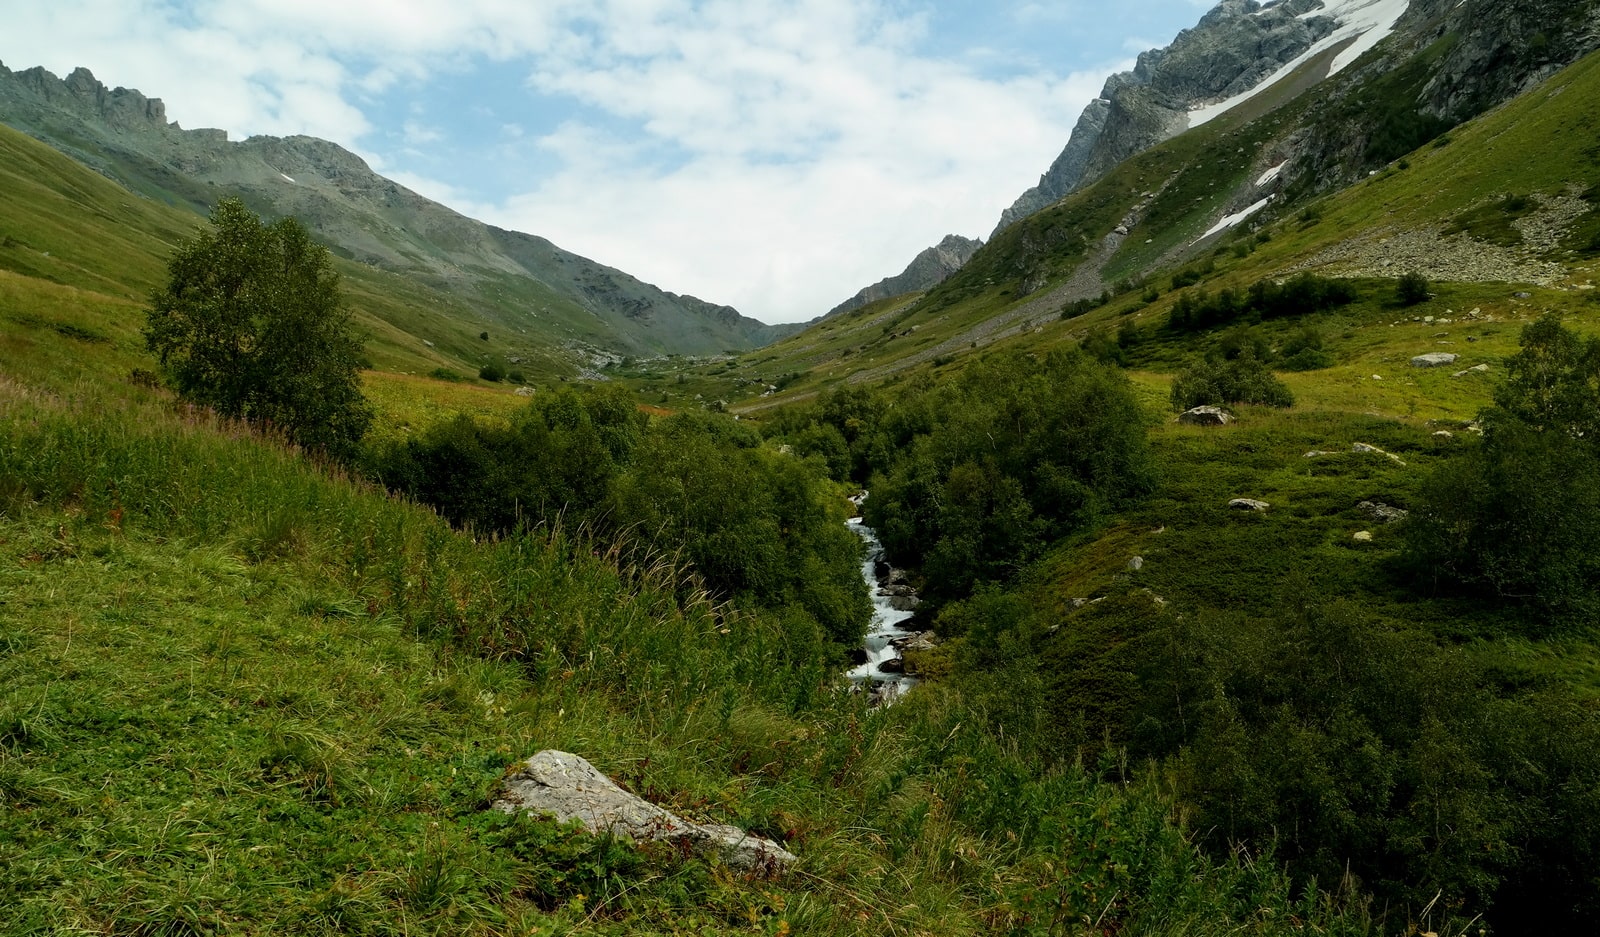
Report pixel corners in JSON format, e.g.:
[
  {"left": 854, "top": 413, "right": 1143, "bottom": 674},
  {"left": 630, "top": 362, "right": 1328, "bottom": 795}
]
[
  {"left": 994, "top": 0, "right": 1335, "bottom": 235},
  {"left": 828, "top": 234, "right": 983, "bottom": 317},
  {"left": 997, "top": 0, "right": 1600, "bottom": 236},
  {"left": 0, "top": 62, "right": 794, "bottom": 358}
]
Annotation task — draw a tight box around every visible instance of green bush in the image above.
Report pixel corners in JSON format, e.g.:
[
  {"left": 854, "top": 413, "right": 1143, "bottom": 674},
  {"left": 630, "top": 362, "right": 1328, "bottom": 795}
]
[
  {"left": 1170, "top": 350, "right": 1294, "bottom": 411},
  {"left": 428, "top": 367, "right": 466, "bottom": 383},
  {"left": 1406, "top": 314, "right": 1600, "bottom": 616},
  {"left": 478, "top": 363, "right": 506, "bottom": 382},
  {"left": 1396, "top": 271, "right": 1430, "bottom": 306}
]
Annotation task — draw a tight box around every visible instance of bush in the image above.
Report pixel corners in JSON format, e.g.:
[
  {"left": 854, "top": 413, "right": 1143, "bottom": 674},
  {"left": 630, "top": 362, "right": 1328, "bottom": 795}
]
[
  {"left": 1171, "top": 350, "right": 1294, "bottom": 411},
  {"left": 429, "top": 368, "right": 467, "bottom": 383},
  {"left": 144, "top": 197, "right": 370, "bottom": 462},
  {"left": 1406, "top": 314, "right": 1600, "bottom": 616},
  {"left": 507, "top": 370, "right": 526, "bottom": 384},
  {"left": 479, "top": 363, "right": 506, "bottom": 382},
  {"left": 1396, "top": 271, "right": 1430, "bottom": 306}
]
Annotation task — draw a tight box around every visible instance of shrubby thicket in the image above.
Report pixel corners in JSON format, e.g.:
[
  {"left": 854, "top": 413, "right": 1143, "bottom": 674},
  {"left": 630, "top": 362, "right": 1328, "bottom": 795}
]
[
  {"left": 767, "top": 351, "right": 1154, "bottom": 600},
  {"left": 1407, "top": 313, "right": 1600, "bottom": 618},
  {"left": 368, "top": 385, "right": 870, "bottom": 649}
]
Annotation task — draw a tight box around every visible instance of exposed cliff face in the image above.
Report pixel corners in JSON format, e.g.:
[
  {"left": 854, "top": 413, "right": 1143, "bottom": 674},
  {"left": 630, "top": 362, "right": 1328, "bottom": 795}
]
[
  {"left": 994, "top": 0, "right": 1336, "bottom": 236},
  {"left": 827, "top": 235, "right": 984, "bottom": 317},
  {"left": 997, "top": 0, "right": 1600, "bottom": 238},
  {"left": 0, "top": 61, "right": 792, "bottom": 357}
]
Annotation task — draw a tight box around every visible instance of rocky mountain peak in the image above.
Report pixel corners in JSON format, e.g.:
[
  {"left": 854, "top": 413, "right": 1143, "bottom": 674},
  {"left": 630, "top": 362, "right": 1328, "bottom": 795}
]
[
  {"left": 992, "top": 0, "right": 1344, "bottom": 237},
  {"left": 827, "top": 234, "right": 983, "bottom": 318}
]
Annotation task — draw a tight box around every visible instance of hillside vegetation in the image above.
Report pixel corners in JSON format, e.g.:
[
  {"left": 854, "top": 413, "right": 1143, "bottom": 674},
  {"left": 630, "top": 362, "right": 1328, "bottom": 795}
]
[{"left": 3, "top": 16, "right": 1600, "bottom": 937}]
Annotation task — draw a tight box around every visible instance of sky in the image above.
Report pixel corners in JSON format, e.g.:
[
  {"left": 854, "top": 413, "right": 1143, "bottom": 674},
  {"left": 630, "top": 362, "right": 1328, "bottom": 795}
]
[{"left": 1, "top": 0, "right": 1219, "bottom": 323}]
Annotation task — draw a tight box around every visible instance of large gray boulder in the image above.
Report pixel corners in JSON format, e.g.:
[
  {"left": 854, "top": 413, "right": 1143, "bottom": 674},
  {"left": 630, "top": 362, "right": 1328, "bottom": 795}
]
[
  {"left": 1179, "top": 405, "right": 1234, "bottom": 426},
  {"left": 491, "top": 751, "right": 796, "bottom": 875},
  {"left": 1411, "top": 353, "right": 1460, "bottom": 368}
]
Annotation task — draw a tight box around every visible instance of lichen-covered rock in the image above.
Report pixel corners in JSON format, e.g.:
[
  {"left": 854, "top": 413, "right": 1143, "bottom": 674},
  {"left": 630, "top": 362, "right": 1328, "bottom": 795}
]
[
  {"left": 492, "top": 751, "right": 796, "bottom": 875},
  {"left": 1230, "top": 498, "right": 1270, "bottom": 512}
]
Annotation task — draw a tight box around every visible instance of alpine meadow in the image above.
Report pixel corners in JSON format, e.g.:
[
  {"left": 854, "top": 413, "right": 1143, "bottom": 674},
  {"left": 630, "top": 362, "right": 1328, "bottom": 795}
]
[{"left": 4, "top": 1, "right": 1600, "bottom": 935}]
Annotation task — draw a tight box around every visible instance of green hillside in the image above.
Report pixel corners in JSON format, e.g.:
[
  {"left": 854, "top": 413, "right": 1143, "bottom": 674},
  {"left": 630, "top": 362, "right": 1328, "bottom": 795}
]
[{"left": 3, "top": 16, "right": 1600, "bottom": 937}]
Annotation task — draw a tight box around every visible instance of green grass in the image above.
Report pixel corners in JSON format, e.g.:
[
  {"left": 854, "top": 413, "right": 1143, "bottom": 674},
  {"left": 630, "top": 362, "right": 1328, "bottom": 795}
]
[{"left": 0, "top": 379, "right": 1383, "bottom": 935}]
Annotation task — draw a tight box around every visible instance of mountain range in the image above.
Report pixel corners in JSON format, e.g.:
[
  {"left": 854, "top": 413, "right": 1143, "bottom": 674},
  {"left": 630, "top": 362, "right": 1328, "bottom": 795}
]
[{"left": 0, "top": 60, "right": 798, "bottom": 366}]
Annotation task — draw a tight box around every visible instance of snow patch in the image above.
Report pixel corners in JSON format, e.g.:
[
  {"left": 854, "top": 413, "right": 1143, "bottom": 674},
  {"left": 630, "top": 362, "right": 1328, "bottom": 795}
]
[
  {"left": 1255, "top": 163, "right": 1285, "bottom": 187},
  {"left": 1197, "top": 197, "right": 1273, "bottom": 242},
  {"left": 1189, "top": 0, "right": 1411, "bottom": 127},
  {"left": 279, "top": 173, "right": 296, "bottom": 183}
]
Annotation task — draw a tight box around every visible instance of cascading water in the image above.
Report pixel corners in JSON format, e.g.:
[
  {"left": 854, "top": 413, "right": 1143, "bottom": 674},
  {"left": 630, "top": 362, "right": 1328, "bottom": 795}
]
[{"left": 846, "top": 494, "right": 920, "bottom": 703}]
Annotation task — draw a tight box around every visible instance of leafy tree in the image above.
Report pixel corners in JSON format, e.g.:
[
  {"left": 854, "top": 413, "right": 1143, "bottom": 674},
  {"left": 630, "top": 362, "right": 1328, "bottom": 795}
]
[
  {"left": 145, "top": 198, "right": 370, "bottom": 460},
  {"left": 1407, "top": 315, "right": 1600, "bottom": 617}
]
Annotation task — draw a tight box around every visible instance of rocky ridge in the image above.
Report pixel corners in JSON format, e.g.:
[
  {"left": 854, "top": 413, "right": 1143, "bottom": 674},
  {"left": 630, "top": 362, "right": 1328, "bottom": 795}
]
[
  {"left": 828, "top": 234, "right": 984, "bottom": 318},
  {"left": 0, "top": 61, "right": 794, "bottom": 359}
]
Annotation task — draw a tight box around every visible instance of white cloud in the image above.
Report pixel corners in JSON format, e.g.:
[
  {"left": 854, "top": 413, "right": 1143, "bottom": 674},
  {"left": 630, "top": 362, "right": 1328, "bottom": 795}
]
[{"left": 0, "top": 0, "right": 1136, "bottom": 322}]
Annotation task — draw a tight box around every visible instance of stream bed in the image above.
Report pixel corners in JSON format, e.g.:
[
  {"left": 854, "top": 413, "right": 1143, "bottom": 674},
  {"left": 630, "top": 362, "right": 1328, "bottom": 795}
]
[{"left": 846, "top": 497, "right": 922, "bottom": 704}]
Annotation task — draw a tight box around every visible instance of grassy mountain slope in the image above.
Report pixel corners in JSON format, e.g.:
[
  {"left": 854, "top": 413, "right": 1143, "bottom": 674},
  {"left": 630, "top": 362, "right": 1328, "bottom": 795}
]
[{"left": 684, "top": 43, "right": 1600, "bottom": 415}]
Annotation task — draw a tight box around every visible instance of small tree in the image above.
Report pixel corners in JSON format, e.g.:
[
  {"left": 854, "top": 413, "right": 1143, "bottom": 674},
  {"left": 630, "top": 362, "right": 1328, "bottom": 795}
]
[{"left": 145, "top": 198, "right": 370, "bottom": 461}]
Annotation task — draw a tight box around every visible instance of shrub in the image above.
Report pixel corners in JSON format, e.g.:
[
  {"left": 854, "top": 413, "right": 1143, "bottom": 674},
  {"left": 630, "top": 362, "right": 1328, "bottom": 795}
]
[
  {"left": 507, "top": 370, "right": 526, "bottom": 384},
  {"left": 479, "top": 363, "right": 506, "bottom": 382},
  {"left": 1396, "top": 272, "right": 1430, "bottom": 306},
  {"left": 1171, "top": 350, "right": 1294, "bottom": 411},
  {"left": 429, "top": 367, "right": 466, "bottom": 383}
]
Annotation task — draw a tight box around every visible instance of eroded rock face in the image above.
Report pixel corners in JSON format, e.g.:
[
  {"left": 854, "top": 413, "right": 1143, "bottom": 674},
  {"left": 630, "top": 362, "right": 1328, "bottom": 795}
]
[{"left": 492, "top": 751, "right": 796, "bottom": 875}]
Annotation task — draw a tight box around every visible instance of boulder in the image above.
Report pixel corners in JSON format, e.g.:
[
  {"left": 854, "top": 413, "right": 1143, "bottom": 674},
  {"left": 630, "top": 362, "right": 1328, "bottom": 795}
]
[
  {"left": 888, "top": 594, "right": 922, "bottom": 612},
  {"left": 1179, "top": 406, "right": 1233, "bottom": 426},
  {"left": 1229, "top": 498, "right": 1270, "bottom": 512},
  {"left": 892, "top": 632, "right": 940, "bottom": 652},
  {"left": 1352, "top": 443, "right": 1407, "bottom": 465},
  {"left": 878, "top": 658, "right": 906, "bottom": 675},
  {"left": 1353, "top": 530, "right": 1374, "bottom": 543},
  {"left": 492, "top": 751, "right": 796, "bottom": 875},
  {"left": 1128, "top": 555, "right": 1145, "bottom": 572},
  {"left": 514, "top": 387, "right": 535, "bottom": 397},
  {"left": 1411, "top": 353, "right": 1459, "bottom": 368},
  {"left": 1452, "top": 363, "right": 1491, "bottom": 378},
  {"left": 1358, "top": 501, "right": 1409, "bottom": 524}
]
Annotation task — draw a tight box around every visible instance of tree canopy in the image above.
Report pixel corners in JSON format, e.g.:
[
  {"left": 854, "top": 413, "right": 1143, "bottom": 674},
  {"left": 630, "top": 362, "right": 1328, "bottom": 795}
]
[{"left": 145, "top": 198, "right": 371, "bottom": 460}]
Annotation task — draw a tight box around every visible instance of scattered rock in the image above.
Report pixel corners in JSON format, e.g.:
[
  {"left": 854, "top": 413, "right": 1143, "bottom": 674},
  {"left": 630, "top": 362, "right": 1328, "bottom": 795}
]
[
  {"left": 888, "top": 594, "right": 922, "bottom": 612},
  {"left": 1452, "top": 363, "right": 1492, "bottom": 377},
  {"left": 1230, "top": 498, "right": 1270, "bottom": 512},
  {"left": 892, "top": 632, "right": 940, "bottom": 652},
  {"left": 1128, "top": 556, "right": 1145, "bottom": 572},
  {"left": 1353, "top": 531, "right": 1374, "bottom": 543},
  {"left": 1304, "top": 450, "right": 1335, "bottom": 458},
  {"left": 1513, "top": 291, "right": 1532, "bottom": 299},
  {"left": 493, "top": 751, "right": 797, "bottom": 875},
  {"left": 1433, "top": 430, "right": 1455, "bottom": 439},
  {"left": 1359, "top": 501, "right": 1409, "bottom": 524},
  {"left": 514, "top": 387, "right": 535, "bottom": 397},
  {"left": 1069, "top": 598, "right": 1089, "bottom": 609},
  {"left": 1411, "top": 352, "right": 1460, "bottom": 368},
  {"left": 1178, "top": 405, "right": 1233, "bottom": 426},
  {"left": 878, "top": 658, "right": 906, "bottom": 675},
  {"left": 1352, "top": 443, "right": 1407, "bottom": 466}
]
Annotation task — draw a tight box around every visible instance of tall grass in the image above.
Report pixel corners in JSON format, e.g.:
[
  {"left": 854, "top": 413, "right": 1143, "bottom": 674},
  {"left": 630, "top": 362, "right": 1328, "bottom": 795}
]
[{"left": 0, "top": 380, "right": 1377, "bottom": 934}]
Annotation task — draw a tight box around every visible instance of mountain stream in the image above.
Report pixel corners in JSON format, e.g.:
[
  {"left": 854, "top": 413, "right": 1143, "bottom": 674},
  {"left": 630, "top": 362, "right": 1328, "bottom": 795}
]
[{"left": 846, "top": 495, "right": 921, "bottom": 704}]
